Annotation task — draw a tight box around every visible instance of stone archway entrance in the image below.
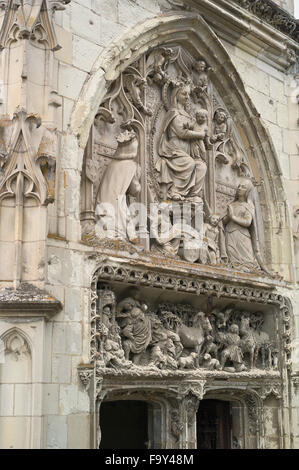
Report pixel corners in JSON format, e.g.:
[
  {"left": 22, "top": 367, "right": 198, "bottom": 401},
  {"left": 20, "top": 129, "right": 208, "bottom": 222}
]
[
  {"left": 99, "top": 399, "right": 163, "bottom": 450},
  {"left": 99, "top": 400, "right": 149, "bottom": 449},
  {"left": 197, "top": 399, "right": 232, "bottom": 449}
]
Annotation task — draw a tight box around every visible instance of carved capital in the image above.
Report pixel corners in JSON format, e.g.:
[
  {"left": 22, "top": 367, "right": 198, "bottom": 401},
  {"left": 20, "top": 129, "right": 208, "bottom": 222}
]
[
  {"left": 178, "top": 381, "right": 207, "bottom": 401},
  {"left": 183, "top": 393, "right": 200, "bottom": 427},
  {"left": 250, "top": 382, "right": 282, "bottom": 400},
  {"left": 48, "top": 0, "right": 71, "bottom": 11}
]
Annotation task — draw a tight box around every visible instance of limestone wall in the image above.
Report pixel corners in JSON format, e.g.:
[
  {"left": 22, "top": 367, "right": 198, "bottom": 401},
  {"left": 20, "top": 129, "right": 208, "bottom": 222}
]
[{"left": 273, "top": 0, "right": 294, "bottom": 14}]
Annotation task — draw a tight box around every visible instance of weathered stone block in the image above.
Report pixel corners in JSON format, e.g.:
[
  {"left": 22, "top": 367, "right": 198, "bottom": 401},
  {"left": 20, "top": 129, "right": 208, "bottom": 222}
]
[
  {"left": 59, "top": 384, "right": 78, "bottom": 415},
  {"left": 52, "top": 355, "right": 71, "bottom": 384},
  {"left": 91, "top": 0, "right": 118, "bottom": 21},
  {"left": 0, "top": 417, "right": 31, "bottom": 449},
  {"left": 0, "top": 384, "right": 14, "bottom": 416},
  {"left": 43, "top": 384, "right": 60, "bottom": 415},
  {"left": 67, "top": 414, "right": 90, "bottom": 448},
  {"left": 14, "top": 384, "right": 32, "bottom": 416},
  {"left": 58, "top": 63, "right": 87, "bottom": 101},
  {"left": 70, "top": 1, "right": 101, "bottom": 45},
  {"left": 73, "top": 35, "right": 103, "bottom": 72},
  {"left": 54, "top": 26, "right": 73, "bottom": 65},
  {"left": 65, "top": 288, "right": 82, "bottom": 322},
  {"left": 46, "top": 416, "right": 67, "bottom": 449}
]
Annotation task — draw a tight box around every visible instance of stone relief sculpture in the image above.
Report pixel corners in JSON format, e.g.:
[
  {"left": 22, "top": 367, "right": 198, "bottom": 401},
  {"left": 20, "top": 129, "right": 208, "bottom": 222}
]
[
  {"left": 213, "top": 108, "right": 249, "bottom": 172},
  {"left": 221, "top": 179, "right": 269, "bottom": 272},
  {"left": 218, "top": 324, "right": 246, "bottom": 372},
  {"left": 95, "top": 130, "right": 141, "bottom": 242},
  {"left": 91, "top": 285, "right": 278, "bottom": 374},
  {"left": 222, "top": 180, "right": 257, "bottom": 265},
  {"left": 156, "top": 82, "right": 207, "bottom": 203},
  {"left": 116, "top": 297, "right": 152, "bottom": 365},
  {"left": 203, "top": 214, "right": 221, "bottom": 265},
  {"left": 150, "top": 203, "right": 181, "bottom": 257},
  {"left": 82, "top": 44, "right": 275, "bottom": 278},
  {"left": 193, "top": 60, "right": 209, "bottom": 95}
]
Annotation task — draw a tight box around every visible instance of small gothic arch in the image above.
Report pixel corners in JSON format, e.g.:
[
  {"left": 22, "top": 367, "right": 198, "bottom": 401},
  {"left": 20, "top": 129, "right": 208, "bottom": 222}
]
[{"left": 1, "top": 327, "right": 32, "bottom": 360}]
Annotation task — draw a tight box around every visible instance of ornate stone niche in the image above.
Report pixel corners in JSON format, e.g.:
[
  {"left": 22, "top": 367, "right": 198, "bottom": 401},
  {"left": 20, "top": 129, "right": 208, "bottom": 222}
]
[{"left": 80, "top": 44, "right": 275, "bottom": 278}]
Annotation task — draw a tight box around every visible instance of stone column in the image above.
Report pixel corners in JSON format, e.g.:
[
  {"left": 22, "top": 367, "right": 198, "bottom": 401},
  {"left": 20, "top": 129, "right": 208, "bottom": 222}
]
[
  {"left": 170, "top": 381, "right": 206, "bottom": 449},
  {"left": 182, "top": 393, "right": 201, "bottom": 449}
]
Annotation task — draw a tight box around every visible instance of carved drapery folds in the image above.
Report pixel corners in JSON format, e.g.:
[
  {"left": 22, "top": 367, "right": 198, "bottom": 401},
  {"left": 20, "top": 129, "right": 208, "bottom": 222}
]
[
  {"left": 90, "top": 282, "right": 280, "bottom": 376},
  {"left": 82, "top": 44, "right": 276, "bottom": 278}
]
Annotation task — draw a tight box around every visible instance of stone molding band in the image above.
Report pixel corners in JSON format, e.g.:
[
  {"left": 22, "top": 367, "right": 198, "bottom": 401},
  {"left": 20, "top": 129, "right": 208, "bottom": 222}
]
[{"left": 235, "top": 0, "right": 299, "bottom": 43}]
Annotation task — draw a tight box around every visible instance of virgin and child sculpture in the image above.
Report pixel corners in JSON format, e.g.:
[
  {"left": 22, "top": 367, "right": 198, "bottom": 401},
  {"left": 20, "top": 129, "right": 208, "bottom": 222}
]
[
  {"left": 156, "top": 84, "right": 208, "bottom": 203},
  {"left": 91, "top": 45, "right": 273, "bottom": 277}
]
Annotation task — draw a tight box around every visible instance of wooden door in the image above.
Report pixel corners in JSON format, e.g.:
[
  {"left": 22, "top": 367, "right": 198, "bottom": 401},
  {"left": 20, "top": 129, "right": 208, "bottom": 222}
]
[{"left": 197, "top": 400, "right": 232, "bottom": 449}]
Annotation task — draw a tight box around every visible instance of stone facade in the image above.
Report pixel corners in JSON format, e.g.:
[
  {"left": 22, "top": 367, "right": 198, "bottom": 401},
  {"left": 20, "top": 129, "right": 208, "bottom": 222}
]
[{"left": 0, "top": 0, "right": 298, "bottom": 449}]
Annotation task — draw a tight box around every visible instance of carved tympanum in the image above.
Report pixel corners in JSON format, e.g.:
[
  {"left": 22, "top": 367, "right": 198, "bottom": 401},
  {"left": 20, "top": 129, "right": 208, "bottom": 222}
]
[{"left": 82, "top": 44, "right": 274, "bottom": 277}]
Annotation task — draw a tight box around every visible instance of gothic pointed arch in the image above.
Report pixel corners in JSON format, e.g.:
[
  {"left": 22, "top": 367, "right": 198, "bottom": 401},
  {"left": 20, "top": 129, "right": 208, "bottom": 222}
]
[
  {"left": 75, "top": 12, "right": 290, "bottom": 274},
  {"left": 1, "top": 326, "right": 32, "bottom": 360}
]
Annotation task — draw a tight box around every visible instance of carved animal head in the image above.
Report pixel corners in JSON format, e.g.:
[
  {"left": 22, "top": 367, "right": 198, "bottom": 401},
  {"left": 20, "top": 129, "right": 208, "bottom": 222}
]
[{"left": 193, "top": 312, "right": 212, "bottom": 332}]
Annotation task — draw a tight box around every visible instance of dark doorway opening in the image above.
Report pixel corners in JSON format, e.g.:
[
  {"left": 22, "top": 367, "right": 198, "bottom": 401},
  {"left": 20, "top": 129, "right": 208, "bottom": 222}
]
[
  {"left": 100, "top": 400, "right": 148, "bottom": 449},
  {"left": 197, "top": 399, "right": 232, "bottom": 449}
]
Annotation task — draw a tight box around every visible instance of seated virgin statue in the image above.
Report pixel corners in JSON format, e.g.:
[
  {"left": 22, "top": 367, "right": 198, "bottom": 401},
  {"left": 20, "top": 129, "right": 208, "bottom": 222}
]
[{"left": 156, "top": 84, "right": 208, "bottom": 203}]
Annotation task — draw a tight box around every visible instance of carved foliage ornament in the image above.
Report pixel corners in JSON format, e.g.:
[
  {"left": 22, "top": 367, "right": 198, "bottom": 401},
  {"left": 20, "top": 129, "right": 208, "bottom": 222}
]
[
  {"left": 0, "top": 109, "right": 56, "bottom": 205},
  {"left": 0, "top": 0, "right": 71, "bottom": 51},
  {"left": 85, "top": 44, "right": 276, "bottom": 278},
  {"left": 236, "top": 0, "right": 298, "bottom": 42},
  {"left": 246, "top": 395, "right": 259, "bottom": 434}
]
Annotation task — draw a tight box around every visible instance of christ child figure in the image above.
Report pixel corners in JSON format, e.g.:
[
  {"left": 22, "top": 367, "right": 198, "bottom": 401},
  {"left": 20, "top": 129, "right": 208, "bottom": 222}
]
[
  {"left": 190, "top": 109, "right": 210, "bottom": 162},
  {"left": 194, "top": 60, "right": 209, "bottom": 93}
]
